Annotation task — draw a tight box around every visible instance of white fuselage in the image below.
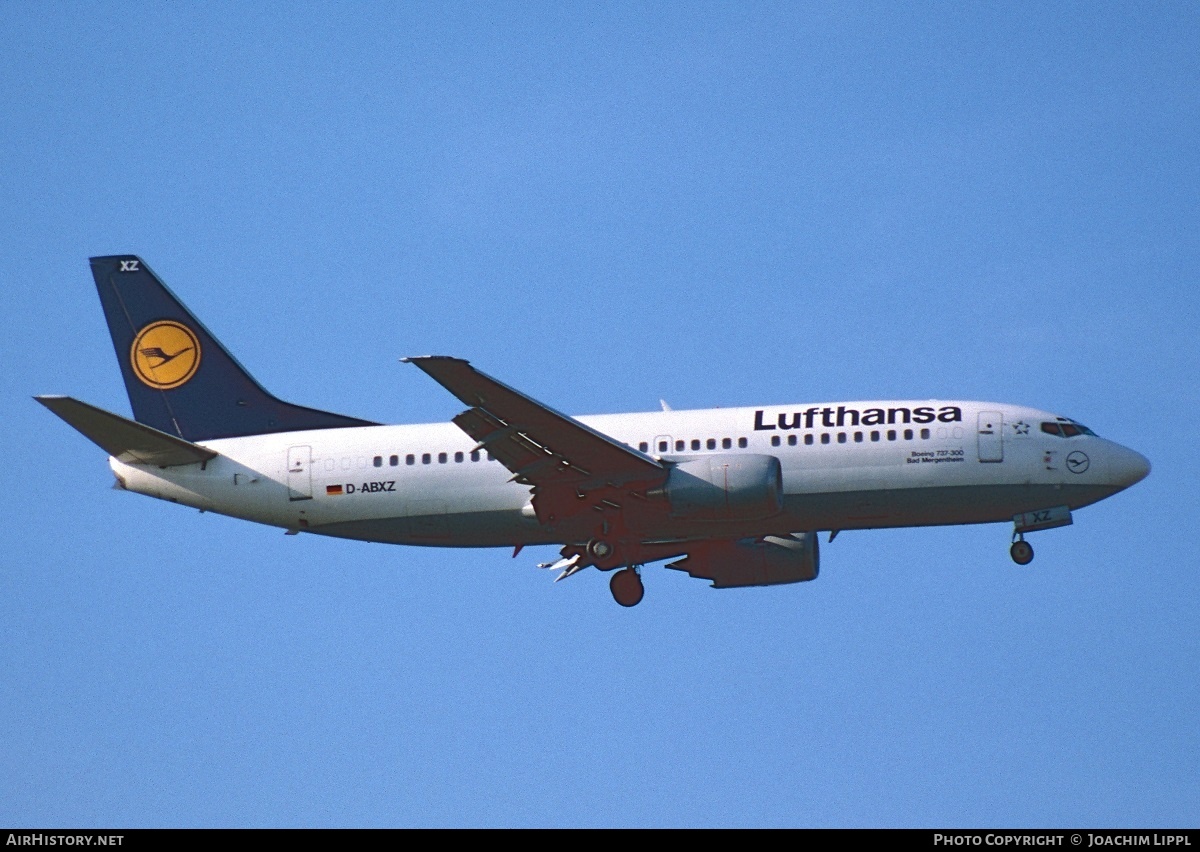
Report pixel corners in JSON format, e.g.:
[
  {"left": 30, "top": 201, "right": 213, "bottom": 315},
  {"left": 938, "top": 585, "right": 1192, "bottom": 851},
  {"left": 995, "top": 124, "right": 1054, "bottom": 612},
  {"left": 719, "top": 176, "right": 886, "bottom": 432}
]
[{"left": 109, "top": 400, "right": 1149, "bottom": 552}]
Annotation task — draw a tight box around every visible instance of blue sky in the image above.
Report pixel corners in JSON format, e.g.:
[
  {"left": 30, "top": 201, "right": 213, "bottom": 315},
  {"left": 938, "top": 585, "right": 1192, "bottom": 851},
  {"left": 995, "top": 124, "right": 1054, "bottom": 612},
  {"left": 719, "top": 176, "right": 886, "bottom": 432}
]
[{"left": 2, "top": 2, "right": 1197, "bottom": 827}]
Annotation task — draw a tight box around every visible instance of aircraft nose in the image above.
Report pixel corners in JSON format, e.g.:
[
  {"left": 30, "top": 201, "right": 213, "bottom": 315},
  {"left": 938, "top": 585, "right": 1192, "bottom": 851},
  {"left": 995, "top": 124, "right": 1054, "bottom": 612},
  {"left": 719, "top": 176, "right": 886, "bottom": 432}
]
[{"left": 1110, "top": 444, "right": 1151, "bottom": 489}]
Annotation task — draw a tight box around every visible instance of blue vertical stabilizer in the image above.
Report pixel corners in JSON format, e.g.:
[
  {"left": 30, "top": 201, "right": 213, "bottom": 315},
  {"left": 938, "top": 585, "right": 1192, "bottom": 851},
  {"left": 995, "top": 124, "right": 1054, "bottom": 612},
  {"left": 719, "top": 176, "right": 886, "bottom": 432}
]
[{"left": 90, "top": 255, "right": 376, "bottom": 441}]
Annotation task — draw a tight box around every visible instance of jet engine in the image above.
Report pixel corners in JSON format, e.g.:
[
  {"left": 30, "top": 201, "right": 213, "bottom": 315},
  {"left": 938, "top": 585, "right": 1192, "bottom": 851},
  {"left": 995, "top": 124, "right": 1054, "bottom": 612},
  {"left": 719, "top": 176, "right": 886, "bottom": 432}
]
[
  {"left": 651, "top": 454, "right": 783, "bottom": 521},
  {"left": 666, "top": 532, "right": 819, "bottom": 588}
]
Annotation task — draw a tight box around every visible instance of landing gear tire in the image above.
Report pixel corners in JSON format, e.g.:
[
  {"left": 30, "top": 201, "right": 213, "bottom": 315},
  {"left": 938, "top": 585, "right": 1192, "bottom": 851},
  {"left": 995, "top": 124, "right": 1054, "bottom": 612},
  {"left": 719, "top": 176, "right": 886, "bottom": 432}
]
[
  {"left": 1010, "top": 540, "right": 1034, "bottom": 565},
  {"left": 610, "top": 567, "right": 644, "bottom": 608}
]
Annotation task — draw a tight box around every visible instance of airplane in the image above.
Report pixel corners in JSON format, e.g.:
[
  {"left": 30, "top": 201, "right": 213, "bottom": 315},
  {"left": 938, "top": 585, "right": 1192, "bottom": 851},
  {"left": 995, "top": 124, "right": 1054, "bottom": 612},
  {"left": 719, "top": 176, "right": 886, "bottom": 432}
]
[{"left": 37, "top": 256, "right": 1151, "bottom": 607}]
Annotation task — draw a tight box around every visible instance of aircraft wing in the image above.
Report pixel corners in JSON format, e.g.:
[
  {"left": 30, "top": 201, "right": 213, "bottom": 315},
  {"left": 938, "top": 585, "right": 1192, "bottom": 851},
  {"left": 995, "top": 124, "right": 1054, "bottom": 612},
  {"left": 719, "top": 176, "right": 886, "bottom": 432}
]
[{"left": 404, "top": 357, "right": 665, "bottom": 522}]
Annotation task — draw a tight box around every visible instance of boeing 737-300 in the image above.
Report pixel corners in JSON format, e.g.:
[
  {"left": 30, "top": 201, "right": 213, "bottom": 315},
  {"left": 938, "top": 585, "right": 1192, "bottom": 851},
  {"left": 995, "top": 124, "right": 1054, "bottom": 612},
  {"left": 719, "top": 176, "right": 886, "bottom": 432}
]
[{"left": 37, "top": 256, "right": 1151, "bottom": 606}]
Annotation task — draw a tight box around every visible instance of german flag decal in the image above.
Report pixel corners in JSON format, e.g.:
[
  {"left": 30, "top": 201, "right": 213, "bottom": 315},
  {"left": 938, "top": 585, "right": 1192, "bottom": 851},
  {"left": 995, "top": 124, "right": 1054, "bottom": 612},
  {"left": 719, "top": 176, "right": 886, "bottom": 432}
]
[{"left": 326, "top": 484, "right": 343, "bottom": 496}]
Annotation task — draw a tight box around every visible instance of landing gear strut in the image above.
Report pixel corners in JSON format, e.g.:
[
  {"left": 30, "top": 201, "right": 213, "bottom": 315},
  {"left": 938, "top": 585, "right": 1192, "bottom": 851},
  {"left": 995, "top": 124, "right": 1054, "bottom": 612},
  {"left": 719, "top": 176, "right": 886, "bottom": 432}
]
[
  {"left": 609, "top": 566, "right": 644, "bottom": 607},
  {"left": 1010, "top": 537, "right": 1034, "bottom": 565}
]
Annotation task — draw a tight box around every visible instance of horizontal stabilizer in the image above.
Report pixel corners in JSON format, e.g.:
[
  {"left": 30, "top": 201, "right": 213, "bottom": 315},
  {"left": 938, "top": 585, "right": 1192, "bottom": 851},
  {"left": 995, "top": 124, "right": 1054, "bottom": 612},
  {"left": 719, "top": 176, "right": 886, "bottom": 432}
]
[{"left": 35, "top": 395, "right": 218, "bottom": 466}]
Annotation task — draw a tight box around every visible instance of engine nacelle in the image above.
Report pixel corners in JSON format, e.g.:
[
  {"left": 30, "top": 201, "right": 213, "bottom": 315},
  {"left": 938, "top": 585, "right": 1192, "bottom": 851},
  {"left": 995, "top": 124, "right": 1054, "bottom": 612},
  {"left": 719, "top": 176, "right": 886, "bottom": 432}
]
[
  {"left": 666, "top": 532, "right": 820, "bottom": 588},
  {"left": 652, "top": 454, "right": 783, "bottom": 521}
]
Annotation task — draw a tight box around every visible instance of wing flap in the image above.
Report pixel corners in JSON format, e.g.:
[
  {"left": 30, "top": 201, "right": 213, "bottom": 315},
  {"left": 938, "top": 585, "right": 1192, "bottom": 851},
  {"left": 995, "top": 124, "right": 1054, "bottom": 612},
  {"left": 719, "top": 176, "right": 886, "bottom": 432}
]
[
  {"left": 36, "top": 395, "right": 218, "bottom": 466},
  {"left": 452, "top": 407, "right": 591, "bottom": 484},
  {"left": 405, "top": 356, "right": 662, "bottom": 489}
]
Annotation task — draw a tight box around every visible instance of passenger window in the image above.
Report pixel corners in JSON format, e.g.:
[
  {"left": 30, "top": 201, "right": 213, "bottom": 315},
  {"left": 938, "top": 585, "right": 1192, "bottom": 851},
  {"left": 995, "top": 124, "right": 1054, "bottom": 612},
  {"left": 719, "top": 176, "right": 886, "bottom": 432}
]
[
  {"left": 470, "top": 451, "right": 480, "bottom": 462},
  {"left": 854, "top": 432, "right": 863, "bottom": 443},
  {"left": 406, "top": 454, "right": 415, "bottom": 465},
  {"left": 675, "top": 440, "right": 685, "bottom": 451},
  {"left": 738, "top": 437, "right": 747, "bottom": 448},
  {"left": 389, "top": 455, "right": 398, "bottom": 466},
  {"left": 455, "top": 451, "right": 464, "bottom": 462},
  {"left": 421, "top": 453, "right": 431, "bottom": 464},
  {"left": 820, "top": 434, "right": 830, "bottom": 445},
  {"left": 802, "top": 434, "right": 811, "bottom": 446},
  {"left": 788, "top": 434, "right": 798, "bottom": 446},
  {"left": 438, "top": 452, "right": 447, "bottom": 464},
  {"left": 639, "top": 442, "right": 649, "bottom": 452},
  {"left": 722, "top": 438, "right": 732, "bottom": 449},
  {"left": 871, "top": 431, "right": 880, "bottom": 442},
  {"left": 771, "top": 436, "right": 781, "bottom": 447},
  {"left": 658, "top": 440, "right": 668, "bottom": 452},
  {"left": 904, "top": 429, "right": 913, "bottom": 440},
  {"left": 920, "top": 428, "right": 930, "bottom": 439},
  {"left": 706, "top": 439, "right": 716, "bottom": 450},
  {"left": 888, "top": 430, "right": 897, "bottom": 441},
  {"left": 373, "top": 456, "right": 382, "bottom": 467},
  {"left": 837, "top": 433, "right": 847, "bottom": 444},
  {"left": 691, "top": 439, "right": 701, "bottom": 451}
]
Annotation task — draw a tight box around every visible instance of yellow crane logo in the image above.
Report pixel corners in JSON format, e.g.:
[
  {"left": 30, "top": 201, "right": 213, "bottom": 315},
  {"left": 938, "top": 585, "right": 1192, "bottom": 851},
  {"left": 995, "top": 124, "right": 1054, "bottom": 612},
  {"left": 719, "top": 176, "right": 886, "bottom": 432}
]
[{"left": 130, "top": 321, "right": 201, "bottom": 389}]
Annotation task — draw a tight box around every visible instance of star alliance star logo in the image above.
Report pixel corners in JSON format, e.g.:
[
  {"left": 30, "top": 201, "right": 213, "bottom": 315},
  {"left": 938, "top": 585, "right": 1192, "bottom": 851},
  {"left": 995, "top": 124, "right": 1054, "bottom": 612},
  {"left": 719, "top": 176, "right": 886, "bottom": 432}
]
[{"left": 1012, "top": 421, "right": 1030, "bottom": 435}]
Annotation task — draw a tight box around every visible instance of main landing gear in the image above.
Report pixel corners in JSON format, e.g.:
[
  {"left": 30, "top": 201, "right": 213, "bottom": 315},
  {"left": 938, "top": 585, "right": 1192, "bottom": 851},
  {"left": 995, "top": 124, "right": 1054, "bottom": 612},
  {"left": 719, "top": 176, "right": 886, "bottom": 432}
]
[
  {"left": 609, "top": 566, "right": 644, "bottom": 608},
  {"left": 540, "top": 539, "right": 647, "bottom": 606},
  {"left": 1010, "top": 536, "right": 1034, "bottom": 565}
]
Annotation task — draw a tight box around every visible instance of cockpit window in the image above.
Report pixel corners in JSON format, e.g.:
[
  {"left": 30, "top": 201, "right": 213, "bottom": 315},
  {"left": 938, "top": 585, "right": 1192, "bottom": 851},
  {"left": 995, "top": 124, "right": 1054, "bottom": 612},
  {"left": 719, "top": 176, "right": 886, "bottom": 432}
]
[{"left": 1042, "top": 420, "right": 1096, "bottom": 438}]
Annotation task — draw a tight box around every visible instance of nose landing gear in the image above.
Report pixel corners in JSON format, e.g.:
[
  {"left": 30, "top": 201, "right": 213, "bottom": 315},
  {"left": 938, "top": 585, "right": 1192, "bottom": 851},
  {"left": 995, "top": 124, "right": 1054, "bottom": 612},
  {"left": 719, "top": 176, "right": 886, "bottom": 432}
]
[
  {"left": 1009, "top": 506, "right": 1072, "bottom": 565},
  {"left": 609, "top": 566, "right": 644, "bottom": 607}
]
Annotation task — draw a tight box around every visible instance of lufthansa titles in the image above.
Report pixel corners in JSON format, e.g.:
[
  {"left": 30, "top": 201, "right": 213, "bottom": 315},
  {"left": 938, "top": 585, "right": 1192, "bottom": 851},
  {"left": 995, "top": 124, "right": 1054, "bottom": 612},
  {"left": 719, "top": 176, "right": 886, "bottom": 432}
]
[{"left": 754, "top": 405, "right": 963, "bottom": 431}]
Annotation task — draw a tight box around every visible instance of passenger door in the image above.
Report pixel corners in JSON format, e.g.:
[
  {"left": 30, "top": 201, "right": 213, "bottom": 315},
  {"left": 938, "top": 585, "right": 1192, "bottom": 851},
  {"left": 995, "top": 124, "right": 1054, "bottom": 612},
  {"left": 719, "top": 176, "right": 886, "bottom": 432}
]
[
  {"left": 977, "top": 412, "right": 1003, "bottom": 463},
  {"left": 287, "top": 445, "right": 313, "bottom": 500}
]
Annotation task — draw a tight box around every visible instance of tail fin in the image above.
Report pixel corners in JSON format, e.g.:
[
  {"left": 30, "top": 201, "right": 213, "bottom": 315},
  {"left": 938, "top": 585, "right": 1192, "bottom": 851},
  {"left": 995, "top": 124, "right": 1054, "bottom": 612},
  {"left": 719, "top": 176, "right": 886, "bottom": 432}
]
[{"left": 90, "top": 255, "right": 376, "bottom": 441}]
